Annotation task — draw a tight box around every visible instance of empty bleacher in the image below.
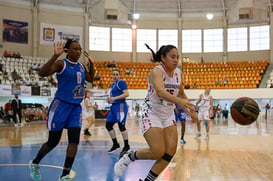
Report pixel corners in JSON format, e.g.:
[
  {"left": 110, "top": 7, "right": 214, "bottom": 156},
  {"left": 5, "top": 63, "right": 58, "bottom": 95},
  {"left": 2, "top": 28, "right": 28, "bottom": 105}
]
[
  {"left": 93, "top": 60, "right": 269, "bottom": 89},
  {"left": 182, "top": 60, "right": 269, "bottom": 89}
]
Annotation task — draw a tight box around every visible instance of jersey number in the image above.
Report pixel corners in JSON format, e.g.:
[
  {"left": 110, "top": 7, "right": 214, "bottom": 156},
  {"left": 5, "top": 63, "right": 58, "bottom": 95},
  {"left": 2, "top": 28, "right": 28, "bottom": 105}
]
[
  {"left": 77, "top": 72, "right": 82, "bottom": 84},
  {"left": 166, "top": 89, "right": 174, "bottom": 95}
]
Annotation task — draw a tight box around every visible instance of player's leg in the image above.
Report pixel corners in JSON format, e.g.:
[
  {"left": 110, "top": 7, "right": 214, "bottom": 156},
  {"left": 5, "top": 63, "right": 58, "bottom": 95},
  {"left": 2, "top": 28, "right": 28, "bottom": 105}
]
[
  {"left": 118, "top": 103, "right": 130, "bottom": 156},
  {"left": 204, "top": 110, "right": 210, "bottom": 140},
  {"left": 84, "top": 116, "right": 94, "bottom": 135},
  {"left": 29, "top": 99, "right": 67, "bottom": 180},
  {"left": 30, "top": 130, "right": 63, "bottom": 180},
  {"left": 105, "top": 104, "right": 120, "bottom": 153},
  {"left": 59, "top": 127, "right": 81, "bottom": 179},
  {"left": 180, "top": 120, "right": 186, "bottom": 143},
  {"left": 195, "top": 111, "right": 202, "bottom": 138},
  {"left": 143, "top": 125, "right": 177, "bottom": 181},
  {"left": 114, "top": 127, "right": 165, "bottom": 177},
  {"left": 59, "top": 104, "right": 82, "bottom": 180}
]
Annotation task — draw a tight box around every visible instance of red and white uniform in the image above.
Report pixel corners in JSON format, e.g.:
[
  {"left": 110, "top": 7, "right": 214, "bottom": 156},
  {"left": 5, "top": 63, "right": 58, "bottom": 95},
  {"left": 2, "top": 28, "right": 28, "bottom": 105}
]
[
  {"left": 141, "top": 64, "right": 182, "bottom": 134},
  {"left": 198, "top": 94, "right": 212, "bottom": 120}
]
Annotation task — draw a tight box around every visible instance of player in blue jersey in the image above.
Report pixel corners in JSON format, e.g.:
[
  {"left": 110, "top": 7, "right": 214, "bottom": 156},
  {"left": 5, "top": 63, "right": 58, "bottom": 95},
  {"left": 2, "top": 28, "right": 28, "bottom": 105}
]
[
  {"left": 29, "top": 39, "right": 95, "bottom": 181},
  {"left": 106, "top": 69, "right": 130, "bottom": 157},
  {"left": 174, "top": 104, "right": 186, "bottom": 144}
]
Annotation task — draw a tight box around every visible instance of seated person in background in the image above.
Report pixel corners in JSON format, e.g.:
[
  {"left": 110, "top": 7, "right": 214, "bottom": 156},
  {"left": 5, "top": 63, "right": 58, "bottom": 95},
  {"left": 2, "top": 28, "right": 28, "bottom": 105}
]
[
  {"left": 223, "top": 77, "right": 228, "bottom": 85},
  {"left": 125, "top": 68, "right": 131, "bottom": 75},
  {"left": 216, "top": 78, "right": 220, "bottom": 85},
  {"left": 12, "top": 51, "right": 17, "bottom": 58},
  {"left": 16, "top": 52, "right": 22, "bottom": 58},
  {"left": 11, "top": 69, "right": 18, "bottom": 80},
  {"left": 3, "top": 50, "right": 9, "bottom": 57},
  {"left": 184, "top": 83, "right": 190, "bottom": 89},
  {"left": 31, "top": 63, "right": 39, "bottom": 71},
  {"left": 193, "top": 82, "right": 197, "bottom": 89}
]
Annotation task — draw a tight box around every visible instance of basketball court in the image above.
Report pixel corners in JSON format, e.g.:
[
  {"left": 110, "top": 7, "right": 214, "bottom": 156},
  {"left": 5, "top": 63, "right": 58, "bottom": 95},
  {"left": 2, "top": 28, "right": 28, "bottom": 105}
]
[{"left": 1, "top": 115, "right": 273, "bottom": 181}]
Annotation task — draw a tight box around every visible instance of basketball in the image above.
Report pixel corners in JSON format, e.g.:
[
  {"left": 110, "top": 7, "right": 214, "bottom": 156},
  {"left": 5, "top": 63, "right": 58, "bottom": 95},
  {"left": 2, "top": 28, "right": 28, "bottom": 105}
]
[{"left": 230, "top": 97, "right": 260, "bottom": 125}]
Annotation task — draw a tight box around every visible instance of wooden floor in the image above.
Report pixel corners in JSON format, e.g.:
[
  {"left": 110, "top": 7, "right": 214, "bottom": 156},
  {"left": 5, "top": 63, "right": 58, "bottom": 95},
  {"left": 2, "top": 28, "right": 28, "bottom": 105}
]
[{"left": 0, "top": 115, "right": 273, "bottom": 181}]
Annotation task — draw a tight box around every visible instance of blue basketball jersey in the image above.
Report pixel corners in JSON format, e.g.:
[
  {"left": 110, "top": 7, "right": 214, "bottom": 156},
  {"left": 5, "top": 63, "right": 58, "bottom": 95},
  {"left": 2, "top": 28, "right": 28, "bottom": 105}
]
[
  {"left": 54, "top": 59, "right": 85, "bottom": 104},
  {"left": 110, "top": 79, "right": 128, "bottom": 104}
]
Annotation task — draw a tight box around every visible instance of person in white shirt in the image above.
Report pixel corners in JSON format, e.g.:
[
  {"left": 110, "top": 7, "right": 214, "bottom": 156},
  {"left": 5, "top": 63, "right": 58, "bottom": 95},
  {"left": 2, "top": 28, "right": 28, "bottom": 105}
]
[
  {"left": 82, "top": 91, "right": 96, "bottom": 135},
  {"left": 114, "top": 44, "right": 197, "bottom": 181},
  {"left": 195, "top": 87, "right": 213, "bottom": 140}
]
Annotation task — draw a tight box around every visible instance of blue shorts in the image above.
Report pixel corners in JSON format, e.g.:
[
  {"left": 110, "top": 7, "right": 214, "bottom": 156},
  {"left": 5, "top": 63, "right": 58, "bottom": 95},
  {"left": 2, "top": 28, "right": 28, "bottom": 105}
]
[
  {"left": 174, "top": 109, "right": 186, "bottom": 122},
  {"left": 47, "top": 99, "right": 82, "bottom": 131},
  {"left": 106, "top": 103, "right": 128, "bottom": 123}
]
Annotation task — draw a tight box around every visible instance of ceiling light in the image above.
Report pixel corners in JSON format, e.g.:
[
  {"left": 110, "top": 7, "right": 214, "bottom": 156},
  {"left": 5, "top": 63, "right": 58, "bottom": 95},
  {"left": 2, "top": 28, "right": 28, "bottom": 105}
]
[
  {"left": 132, "top": 13, "right": 140, "bottom": 20},
  {"left": 206, "top": 13, "right": 214, "bottom": 20}
]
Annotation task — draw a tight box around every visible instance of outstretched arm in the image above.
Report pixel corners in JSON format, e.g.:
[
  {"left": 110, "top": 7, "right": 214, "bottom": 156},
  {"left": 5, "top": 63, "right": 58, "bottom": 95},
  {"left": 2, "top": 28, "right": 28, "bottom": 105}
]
[
  {"left": 83, "top": 50, "right": 95, "bottom": 83},
  {"left": 38, "top": 41, "right": 65, "bottom": 77}
]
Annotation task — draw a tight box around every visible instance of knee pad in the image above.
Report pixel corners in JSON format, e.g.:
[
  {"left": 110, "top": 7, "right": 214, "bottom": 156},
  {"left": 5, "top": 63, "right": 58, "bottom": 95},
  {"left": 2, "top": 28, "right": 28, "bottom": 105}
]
[
  {"left": 205, "top": 121, "right": 208, "bottom": 127},
  {"left": 68, "top": 128, "right": 81, "bottom": 144},
  {"left": 196, "top": 121, "right": 200, "bottom": 126},
  {"left": 106, "top": 122, "right": 114, "bottom": 131},
  {"left": 161, "top": 153, "right": 173, "bottom": 162},
  {"left": 118, "top": 123, "right": 126, "bottom": 132},
  {"left": 47, "top": 131, "right": 62, "bottom": 148}
]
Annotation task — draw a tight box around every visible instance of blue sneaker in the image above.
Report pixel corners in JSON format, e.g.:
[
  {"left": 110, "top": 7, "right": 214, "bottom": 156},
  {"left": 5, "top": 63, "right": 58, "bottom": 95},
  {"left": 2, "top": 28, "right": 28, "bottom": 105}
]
[
  {"left": 180, "top": 138, "right": 186, "bottom": 144},
  {"left": 29, "top": 160, "right": 41, "bottom": 181}
]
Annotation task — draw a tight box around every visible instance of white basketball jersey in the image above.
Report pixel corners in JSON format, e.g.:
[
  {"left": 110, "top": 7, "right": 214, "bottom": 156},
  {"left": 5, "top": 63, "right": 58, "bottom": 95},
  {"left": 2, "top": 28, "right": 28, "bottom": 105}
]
[
  {"left": 199, "top": 94, "right": 211, "bottom": 111},
  {"left": 82, "top": 98, "right": 93, "bottom": 113},
  {"left": 142, "top": 64, "right": 182, "bottom": 119}
]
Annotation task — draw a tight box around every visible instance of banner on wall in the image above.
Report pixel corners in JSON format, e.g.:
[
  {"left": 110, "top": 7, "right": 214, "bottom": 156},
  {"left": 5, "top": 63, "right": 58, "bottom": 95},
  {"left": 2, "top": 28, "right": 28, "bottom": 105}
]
[
  {"left": 40, "top": 23, "right": 82, "bottom": 46},
  {"left": 12, "top": 84, "right": 21, "bottom": 95},
  {"left": 88, "top": 89, "right": 109, "bottom": 98},
  {"left": 0, "top": 84, "right": 11, "bottom": 95},
  {"left": 2, "top": 19, "right": 28, "bottom": 44},
  {"left": 20, "top": 86, "right": 31, "bottom": 96},
  {"left": 41, "top": 87, "right": 51, "bottom": 96}
]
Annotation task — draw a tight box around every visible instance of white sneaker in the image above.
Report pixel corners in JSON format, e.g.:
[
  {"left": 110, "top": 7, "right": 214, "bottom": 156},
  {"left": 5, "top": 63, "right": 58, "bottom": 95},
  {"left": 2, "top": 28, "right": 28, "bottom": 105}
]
[
  {"left": 14, "top": 124, "right": 18, "bottom": 127},
  {"left": 58, "top": 174, "right": 72, "bottom": 181},
  {"left": 205, "top": 135, "right": 209, "bottom": 140},
  {"left": 114, "top": 152, "right": 132, "bottom": 176},
  {"left": 195, "top": 133, "right": 201, "bottom": 139}
]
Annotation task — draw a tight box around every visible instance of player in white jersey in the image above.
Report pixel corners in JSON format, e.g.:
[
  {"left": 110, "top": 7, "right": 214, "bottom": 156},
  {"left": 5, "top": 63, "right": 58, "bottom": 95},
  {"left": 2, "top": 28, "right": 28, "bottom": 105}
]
[
  {"left": 82, "top": 91, "right": 96, "bottom": 136},
  {"left": 114, "top": 44, "right": 198, "bottom": 181},
  {"left": 195, "top": 87, "right": 213, "bottom": 140}
]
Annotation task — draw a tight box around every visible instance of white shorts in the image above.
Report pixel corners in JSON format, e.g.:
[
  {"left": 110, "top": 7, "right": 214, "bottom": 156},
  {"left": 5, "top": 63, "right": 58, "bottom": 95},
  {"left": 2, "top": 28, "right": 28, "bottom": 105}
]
[
  {"left": 140, "top": 113, "right": 176, "bottom": 134},
  {"left": 82, "top": 110, "right": 94, "bottom": 119},
  {"left": 198, "top": 110, "right": 210, "bottom": 120}
]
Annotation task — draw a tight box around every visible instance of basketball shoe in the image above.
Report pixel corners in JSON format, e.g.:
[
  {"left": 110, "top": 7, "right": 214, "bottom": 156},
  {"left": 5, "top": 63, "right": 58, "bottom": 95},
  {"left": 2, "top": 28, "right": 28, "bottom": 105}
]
[
  {"left": 29, "top": 160, "right": 41, "bottom": 181},
  {"left": 195, "top": 133, "right": 201, "bottom": 139},
  {"left": 58, "top": 174, "right": 72, "bottom": 181},
  {"left": 119, "top": 145, "right": 130, "bottom": 158},
  {"left": 180, "top": 138, "right": 186, "bottom": 144},
  {"left": 205, "top": 134, "right": 209, "bottom": 140},
  {"left": 107, "top": 144, "right": 120, "bottom": 153},
  {"left": 114, "top": 152, "right": 132, "bottom": 176}
]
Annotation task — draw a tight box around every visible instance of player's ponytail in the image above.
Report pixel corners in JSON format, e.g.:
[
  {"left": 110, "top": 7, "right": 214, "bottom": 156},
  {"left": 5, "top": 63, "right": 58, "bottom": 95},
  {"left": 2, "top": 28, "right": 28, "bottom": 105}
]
[{"left": 145, "top": 44, "right": 177, "bottom": 63}]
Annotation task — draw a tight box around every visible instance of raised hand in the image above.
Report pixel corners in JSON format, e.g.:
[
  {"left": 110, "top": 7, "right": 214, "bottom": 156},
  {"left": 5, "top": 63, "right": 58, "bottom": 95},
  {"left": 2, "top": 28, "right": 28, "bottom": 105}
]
[
  {"left": 83, "top": 50, "right": 94, "bottom": 64},
  {"left": 53, "top": 41, "right": 66, "bottom": 57}
]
